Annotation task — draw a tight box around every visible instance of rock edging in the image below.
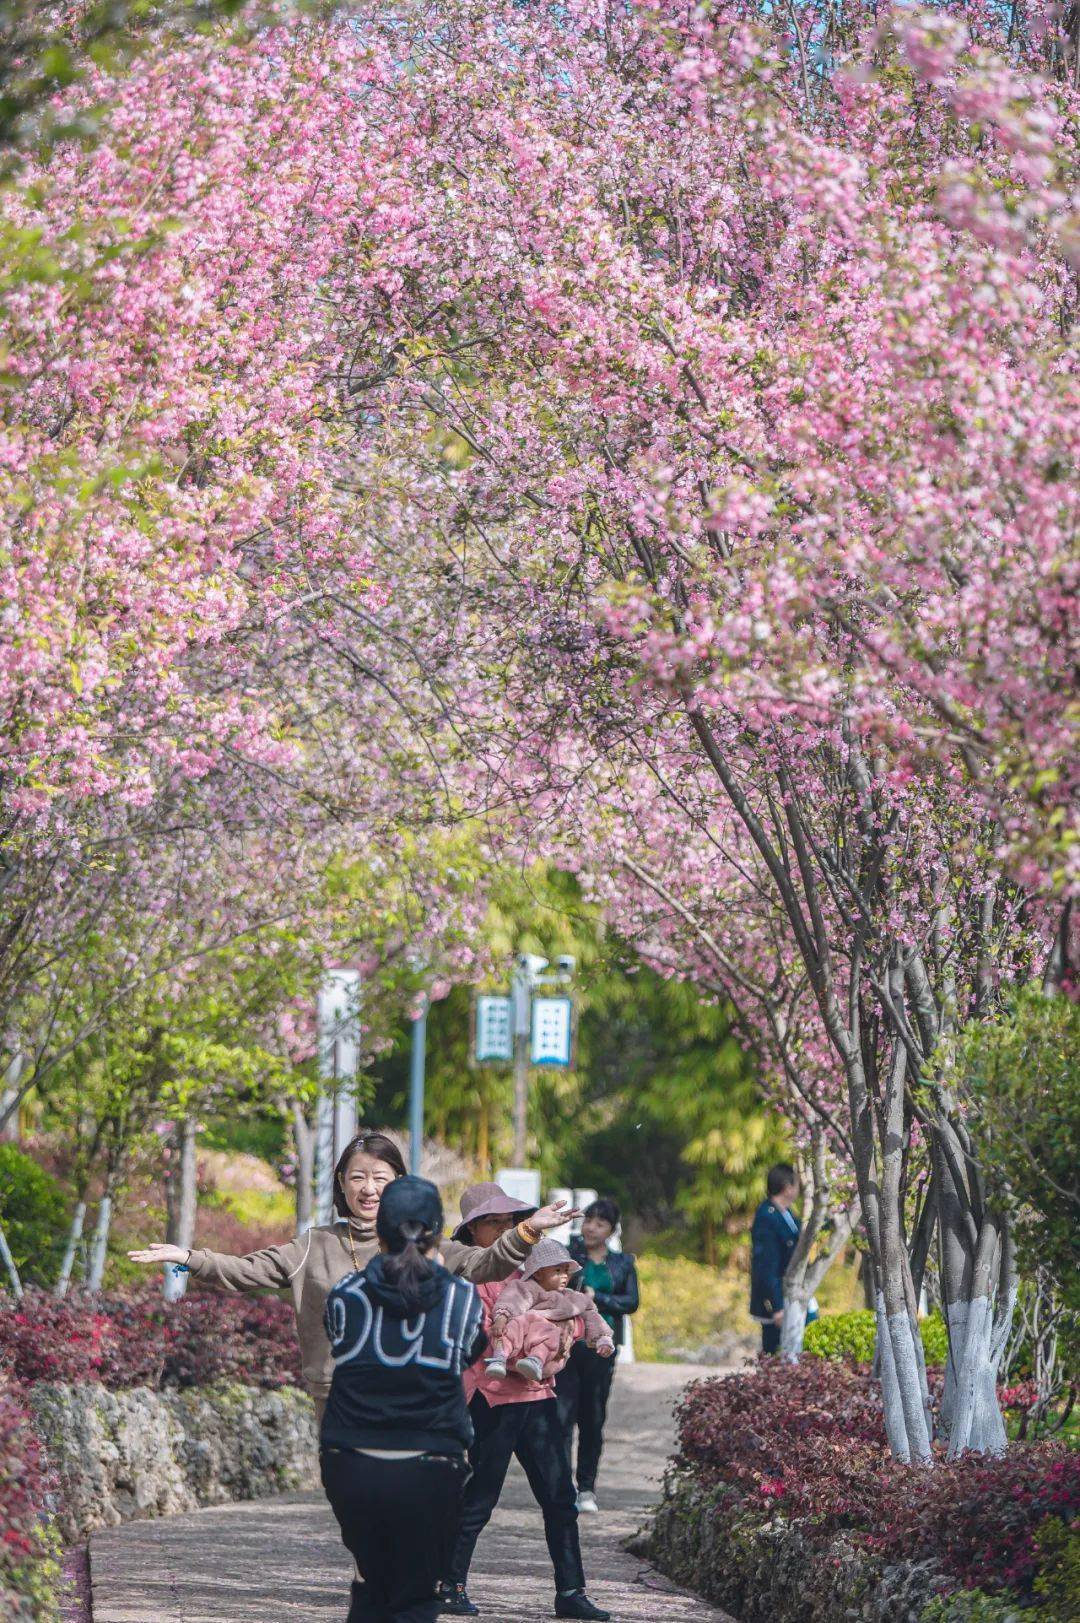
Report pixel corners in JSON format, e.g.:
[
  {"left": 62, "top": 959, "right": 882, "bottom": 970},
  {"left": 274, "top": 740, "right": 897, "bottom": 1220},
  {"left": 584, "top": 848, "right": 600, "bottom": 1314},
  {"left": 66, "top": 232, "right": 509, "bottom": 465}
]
[
  {"left": 29, "top": 1381, "right": 318, "bottom": 1544},
  {"left": 645, "top": 1471, "right": 1022, "bottom": 1623}
]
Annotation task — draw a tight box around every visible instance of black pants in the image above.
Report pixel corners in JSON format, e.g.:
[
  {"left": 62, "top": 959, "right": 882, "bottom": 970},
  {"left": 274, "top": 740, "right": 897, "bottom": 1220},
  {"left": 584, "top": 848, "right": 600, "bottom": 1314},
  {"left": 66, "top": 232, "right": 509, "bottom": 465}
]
[
  {"left": 556, "top": 1341, "right": 617, "bottom": 1493},
  {"left": 447, "top": 1394, "right": 585, "bottom": 1593},
  {"left": 761, "top": 1321, "right": 781, "bottom": 1354},
  {"left": 322, "top": 1449, "right": 469, "bottom": 1622}
]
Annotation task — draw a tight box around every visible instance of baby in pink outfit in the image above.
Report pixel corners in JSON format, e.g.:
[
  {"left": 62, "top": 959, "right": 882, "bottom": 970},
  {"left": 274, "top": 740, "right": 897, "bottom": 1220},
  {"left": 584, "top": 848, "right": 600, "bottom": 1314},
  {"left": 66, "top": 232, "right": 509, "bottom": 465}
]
[{"left": 486, "top": 1239, "right": 615, "bottom": 1382}]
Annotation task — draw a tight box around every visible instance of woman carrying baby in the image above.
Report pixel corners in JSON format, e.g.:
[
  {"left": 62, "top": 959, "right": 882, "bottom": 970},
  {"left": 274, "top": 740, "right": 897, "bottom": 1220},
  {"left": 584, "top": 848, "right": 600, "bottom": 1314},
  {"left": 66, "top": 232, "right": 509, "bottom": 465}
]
[{"left": 438, "top": 1239, "right": 611, "bottom": 1622}]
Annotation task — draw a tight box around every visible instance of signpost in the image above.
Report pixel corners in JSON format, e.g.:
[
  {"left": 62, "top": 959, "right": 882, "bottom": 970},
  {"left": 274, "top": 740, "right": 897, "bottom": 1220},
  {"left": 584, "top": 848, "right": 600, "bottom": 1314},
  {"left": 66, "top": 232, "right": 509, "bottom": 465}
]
[
  {"left": 475, "top": 995, "right": 513, "bottom": 1062},
  {"left": 471, "top": 954, "right": 576, "bottom": 1169},
  {"left": 529, "top": 996, "right": 573, "bottom": 1067}
]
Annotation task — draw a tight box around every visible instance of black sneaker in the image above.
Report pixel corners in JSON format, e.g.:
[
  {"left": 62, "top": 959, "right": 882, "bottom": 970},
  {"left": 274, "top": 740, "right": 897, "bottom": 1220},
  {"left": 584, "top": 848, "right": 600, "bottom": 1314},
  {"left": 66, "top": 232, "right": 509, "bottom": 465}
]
[
  {"left": 555, "top": 1594, "right": 611, "bottom": 1621},
  {"left": 438, "top": 1582, "right": 480, "bottom": 1616}
]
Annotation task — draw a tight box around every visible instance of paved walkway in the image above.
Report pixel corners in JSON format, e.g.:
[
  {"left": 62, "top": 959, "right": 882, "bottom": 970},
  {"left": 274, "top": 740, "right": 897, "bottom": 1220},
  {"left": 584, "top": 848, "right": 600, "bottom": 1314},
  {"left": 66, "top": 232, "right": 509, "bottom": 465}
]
[{"left": 90, "top": 1363, "right": 735, "bottom": 1622}]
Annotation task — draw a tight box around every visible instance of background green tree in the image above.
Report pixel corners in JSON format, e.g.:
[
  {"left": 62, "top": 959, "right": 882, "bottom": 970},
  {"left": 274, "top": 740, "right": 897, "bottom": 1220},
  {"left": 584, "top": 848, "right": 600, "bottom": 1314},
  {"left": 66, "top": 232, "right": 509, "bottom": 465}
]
[{"left": 367, "top": 866, "right": 782, "bottom": 1259}]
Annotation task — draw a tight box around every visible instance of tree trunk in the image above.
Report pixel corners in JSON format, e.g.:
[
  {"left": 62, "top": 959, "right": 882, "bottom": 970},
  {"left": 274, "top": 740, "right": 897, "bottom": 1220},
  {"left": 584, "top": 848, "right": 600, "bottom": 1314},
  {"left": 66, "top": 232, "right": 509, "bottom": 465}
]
[
  {"left": 860, "top": 1253, "right": 876, "bottom": 1310},
  {"left": 292, "top": 1101, "right": 316, "bottom": 1235},
  {"left": 55, "top": 1200, "right": 87, "bottom": 1296},
  {"left": 86, "top": 1192, "right": 113, "bottom": 1291},
  {"left": 0, "top": 1219, "right": 23, "bottom": 1298},
  {"left": 163, "top": 1117, "right": 198, "bottom": 1303},
  {"left": 873, "top": 1012, "right": 933, "bottom": 1462},
  {"left": 780, "top": 1124, "right": 859, "bottom": 1363},
  {"left": 942, "top": 1208, "right": 1013, "bottom": 1458},
  {"left": 780, "top": 1292, "right": 810, "bottom": 1359}
]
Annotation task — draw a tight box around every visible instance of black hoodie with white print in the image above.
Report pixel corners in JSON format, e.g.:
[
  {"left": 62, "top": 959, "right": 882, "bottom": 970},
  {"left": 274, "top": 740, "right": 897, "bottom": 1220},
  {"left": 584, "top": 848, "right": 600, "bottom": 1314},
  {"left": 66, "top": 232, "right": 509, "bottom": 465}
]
[{"left": 321, "top": 1255, "right": 487, "bottom": 1455}]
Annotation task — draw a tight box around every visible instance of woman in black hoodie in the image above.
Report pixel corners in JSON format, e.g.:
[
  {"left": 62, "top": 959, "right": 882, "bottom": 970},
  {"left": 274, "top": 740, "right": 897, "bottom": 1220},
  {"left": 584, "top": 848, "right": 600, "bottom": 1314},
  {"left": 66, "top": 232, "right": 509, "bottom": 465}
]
[{"left": 321, "top": 1175, "right": 486, "bottom": 1623}]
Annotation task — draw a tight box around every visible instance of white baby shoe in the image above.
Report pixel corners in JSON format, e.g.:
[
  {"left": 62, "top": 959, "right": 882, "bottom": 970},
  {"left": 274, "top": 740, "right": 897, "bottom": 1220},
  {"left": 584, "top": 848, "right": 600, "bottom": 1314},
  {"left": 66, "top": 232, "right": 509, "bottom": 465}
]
[
  {"left": 484, "top": 1356, "right": 508, "bottom": 1379},
  {"left": 514, "top": 1355, "right": 545, "bottom": 1381}
]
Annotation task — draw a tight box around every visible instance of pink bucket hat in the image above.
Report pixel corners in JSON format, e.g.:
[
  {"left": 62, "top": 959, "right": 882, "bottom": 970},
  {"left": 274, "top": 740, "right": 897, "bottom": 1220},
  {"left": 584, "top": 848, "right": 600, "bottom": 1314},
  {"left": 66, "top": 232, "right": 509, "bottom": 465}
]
[
  {"left": 521, "top": 1239, "right": 576, "bottom": 1281},
  {"left": 452, "top": 1180, "right": 538, "bottom": 1242}
]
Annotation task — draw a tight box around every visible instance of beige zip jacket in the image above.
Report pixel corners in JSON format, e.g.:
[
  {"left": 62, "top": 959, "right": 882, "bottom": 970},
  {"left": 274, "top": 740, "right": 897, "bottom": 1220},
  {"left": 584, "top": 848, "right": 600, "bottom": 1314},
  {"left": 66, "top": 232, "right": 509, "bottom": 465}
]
[{"left": 187, "top": 1221, "right": 531, "bottom": 1399}]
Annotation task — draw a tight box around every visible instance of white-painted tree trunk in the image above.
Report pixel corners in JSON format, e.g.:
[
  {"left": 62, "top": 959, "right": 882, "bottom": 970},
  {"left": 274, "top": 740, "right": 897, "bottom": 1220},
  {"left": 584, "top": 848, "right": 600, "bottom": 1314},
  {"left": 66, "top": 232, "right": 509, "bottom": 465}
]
[
  {"left": 780, "top": 1294, "right": 809, "bottom": 1361},
  {"left": 55, "top": 1200, "right": 87, "bottom": 1296},
  {"left": 292, "top": 1102, "right": 316, "bottom": 1235},
  {"left": 944, "top": 1291, "right": 1013, "bottom": 1458},
  {"left": 876, "top": 1292, "right": 933, "bottom": 1464},
  {"left": 163, "top": 1118, "right": 198, "bottom": 1302},
  {"left": 0, "top": 1220, "right": 23, "bottom": 1298},
  {"left": 86, "top": 1195, "right": 112, "bottom": 1291}
]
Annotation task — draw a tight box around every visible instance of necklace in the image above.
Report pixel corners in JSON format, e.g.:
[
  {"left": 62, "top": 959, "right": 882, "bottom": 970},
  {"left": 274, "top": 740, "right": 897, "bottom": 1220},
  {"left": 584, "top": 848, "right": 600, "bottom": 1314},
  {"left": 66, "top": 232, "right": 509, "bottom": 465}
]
[{"left": 345, "top": 1220, "right": 374, "bottom": 1271}]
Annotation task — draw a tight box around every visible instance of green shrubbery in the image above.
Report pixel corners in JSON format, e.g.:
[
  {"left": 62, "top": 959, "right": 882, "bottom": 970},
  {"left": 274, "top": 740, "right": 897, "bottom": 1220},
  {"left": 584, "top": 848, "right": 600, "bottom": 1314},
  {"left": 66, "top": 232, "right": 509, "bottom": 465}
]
[
  {"left": 635, "top": 1254, "right": 754, "bottom": 1360},
  {"left": 803, "top": 1309, "right": 949, "bottom": 1367},
  {"left": 0, "top": 1145, "right": 66, "bottom": 1286}
]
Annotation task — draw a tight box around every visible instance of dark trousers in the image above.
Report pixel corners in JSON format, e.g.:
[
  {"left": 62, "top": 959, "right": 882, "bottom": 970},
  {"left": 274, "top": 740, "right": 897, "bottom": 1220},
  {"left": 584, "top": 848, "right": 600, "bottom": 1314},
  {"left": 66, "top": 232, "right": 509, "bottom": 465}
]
[
  {"left": 761, "top": 1321, "right": 781, "bottom": 1355},
  {"left": 556, "top": 1341, "right": 617, "bottom": 1493},
  {"left": 322, "top": 1449, "right": 469, "bottom": 1623},
  {"left": 447, "top": 1394, "right": 585, "bottom": 1593}
]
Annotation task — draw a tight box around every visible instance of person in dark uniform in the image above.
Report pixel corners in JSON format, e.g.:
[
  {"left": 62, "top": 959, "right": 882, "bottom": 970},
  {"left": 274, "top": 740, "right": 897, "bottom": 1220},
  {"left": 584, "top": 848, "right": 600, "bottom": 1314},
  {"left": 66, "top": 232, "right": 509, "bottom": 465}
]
[
  {"left": 750, "top": 1163, "right": 801, "bottom": 1355},
  {"left": 556, "top": 1198, "right": 639, "bottom": 1514}
]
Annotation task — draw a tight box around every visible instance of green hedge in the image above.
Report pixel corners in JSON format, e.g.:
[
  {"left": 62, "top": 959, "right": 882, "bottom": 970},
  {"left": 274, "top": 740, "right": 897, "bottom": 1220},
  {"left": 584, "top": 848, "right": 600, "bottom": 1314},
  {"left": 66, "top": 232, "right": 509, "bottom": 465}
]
[
  {"left": 803, "top": 1308, "right": 949, "bottom": 1367},
  {"left": 0, "top": 1145, "right": 66, "bottom": 1286}
]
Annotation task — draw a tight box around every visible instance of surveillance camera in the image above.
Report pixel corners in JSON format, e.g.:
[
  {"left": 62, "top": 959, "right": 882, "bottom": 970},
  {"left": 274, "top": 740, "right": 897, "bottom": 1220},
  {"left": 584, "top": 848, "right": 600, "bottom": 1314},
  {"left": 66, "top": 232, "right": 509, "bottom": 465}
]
[
  {"left": 518, "top": 952, "right": 549, "bottom": 976},
  {"left": 555, "top": 954, "right": 576, "bottom": 976}
]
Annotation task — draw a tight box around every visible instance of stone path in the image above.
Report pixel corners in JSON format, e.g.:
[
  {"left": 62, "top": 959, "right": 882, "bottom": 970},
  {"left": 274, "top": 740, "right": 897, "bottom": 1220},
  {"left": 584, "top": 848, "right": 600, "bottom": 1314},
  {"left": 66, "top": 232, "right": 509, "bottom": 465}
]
[{"left": 90, "top": 1362, "right": 735, "bottom": 1622}]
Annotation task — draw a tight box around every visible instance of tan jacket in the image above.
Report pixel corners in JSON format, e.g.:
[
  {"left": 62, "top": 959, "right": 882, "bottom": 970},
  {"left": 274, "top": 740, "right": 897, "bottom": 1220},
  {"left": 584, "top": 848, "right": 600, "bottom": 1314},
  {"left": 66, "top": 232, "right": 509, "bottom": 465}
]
[{"left": 188, "top": 1221, "right": 531, "bottom": 1398}]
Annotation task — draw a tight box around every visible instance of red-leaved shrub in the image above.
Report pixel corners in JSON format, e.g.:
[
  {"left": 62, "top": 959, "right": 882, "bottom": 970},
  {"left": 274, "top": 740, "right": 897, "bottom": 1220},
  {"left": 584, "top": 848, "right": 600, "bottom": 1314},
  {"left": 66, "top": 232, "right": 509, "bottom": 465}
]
[
  {"left": 677, "top": 1359, "right": 887, "bottom": 1494},
  {"left": 0, "top": 1291, "right": 118, "bottom": 1386},
  {"left": 0, "top": 1389, "right": 54, "bottom": 1616},
  {"left": 162, "top": 1291, "right": 301, "bottom": 1389},
  {"left": 876, "top": 1448, "right": 1080, "bottom": 1595},
  {"left": 0, "top": 1285, "right": 300, "bottom": 1392},
  {"left": 676, "top": 1361, "right": 1080, "bottom": 1598}
]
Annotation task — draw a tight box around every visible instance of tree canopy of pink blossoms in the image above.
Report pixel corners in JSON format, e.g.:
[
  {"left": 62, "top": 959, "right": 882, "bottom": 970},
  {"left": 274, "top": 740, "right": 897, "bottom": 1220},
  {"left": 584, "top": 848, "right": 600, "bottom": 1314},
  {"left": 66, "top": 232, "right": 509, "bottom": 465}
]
[{"left": 1, "top": 0, "right": 1077, "bottom": 1465}]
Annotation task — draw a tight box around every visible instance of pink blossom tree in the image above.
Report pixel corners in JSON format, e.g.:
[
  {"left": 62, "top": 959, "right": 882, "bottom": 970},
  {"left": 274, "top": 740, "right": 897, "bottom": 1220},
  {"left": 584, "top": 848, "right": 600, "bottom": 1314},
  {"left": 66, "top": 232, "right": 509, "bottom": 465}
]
[{"left": 328, "top": 0, "right": 1077, "bottom": 1459}]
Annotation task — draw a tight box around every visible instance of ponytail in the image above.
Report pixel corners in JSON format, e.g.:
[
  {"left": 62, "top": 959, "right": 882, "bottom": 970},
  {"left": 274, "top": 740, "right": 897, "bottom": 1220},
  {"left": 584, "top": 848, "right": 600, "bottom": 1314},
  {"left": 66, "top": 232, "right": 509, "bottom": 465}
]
[{"left": 382, "top": 1218, "right": 437, "bottom": 1311}]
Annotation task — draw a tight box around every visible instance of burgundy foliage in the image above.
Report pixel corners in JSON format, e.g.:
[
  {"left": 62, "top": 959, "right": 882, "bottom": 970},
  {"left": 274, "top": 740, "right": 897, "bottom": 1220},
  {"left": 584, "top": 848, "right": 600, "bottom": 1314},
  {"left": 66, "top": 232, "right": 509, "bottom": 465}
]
[
  {"left": 0, "top": 1286, "right": 300, "bottom": 1392},
  {"left": 159, "top": 1290, "right": 302, "bottom": 1390},
  {"left": 0, "top": 1391, "right": 51, "bottom": 1599},
  {"left": 676, "top": 1362, "right": 1080, "bottom": 1597},
  {"left": 875, "top": 1450, "right": 1080, "bottom": 1594}
]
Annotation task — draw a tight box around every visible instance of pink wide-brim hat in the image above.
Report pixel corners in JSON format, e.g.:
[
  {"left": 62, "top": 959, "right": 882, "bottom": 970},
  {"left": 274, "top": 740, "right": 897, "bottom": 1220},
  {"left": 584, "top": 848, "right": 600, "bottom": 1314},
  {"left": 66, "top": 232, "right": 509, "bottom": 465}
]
[{"left": 452, "top": 1180, "right": 538, "bottom": 1242}]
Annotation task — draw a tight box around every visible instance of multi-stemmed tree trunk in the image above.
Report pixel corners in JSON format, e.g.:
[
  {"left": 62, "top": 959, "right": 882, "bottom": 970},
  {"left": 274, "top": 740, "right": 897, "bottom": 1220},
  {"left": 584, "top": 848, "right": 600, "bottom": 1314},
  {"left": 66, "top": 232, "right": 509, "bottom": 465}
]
[
  {"left": 936, "top": 1152, "right": 1015, "bottom": 1458},
  {"left": 780, "top": 1123, "right": 860, "bottom": 1361}
]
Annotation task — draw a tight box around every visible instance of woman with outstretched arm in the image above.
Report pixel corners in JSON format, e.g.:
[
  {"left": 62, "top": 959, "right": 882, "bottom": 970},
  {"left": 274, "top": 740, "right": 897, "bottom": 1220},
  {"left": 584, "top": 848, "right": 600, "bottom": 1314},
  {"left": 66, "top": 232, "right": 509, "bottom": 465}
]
[{"left": 129, "top": 1131, "right": 575, "bottom": 1421}]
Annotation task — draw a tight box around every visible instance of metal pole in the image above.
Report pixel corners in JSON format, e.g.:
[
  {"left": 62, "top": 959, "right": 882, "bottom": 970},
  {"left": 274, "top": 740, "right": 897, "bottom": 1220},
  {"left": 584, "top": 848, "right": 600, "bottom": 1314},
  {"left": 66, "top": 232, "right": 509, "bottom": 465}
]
[
  {"left": 409, "top": 996, "right": 428, "bottom": 1175},
  {"left": 511, "top": 962, "right": 532, "bottom": 1165},
  {"left": 512, "top": 1029, "right": 529, "bottom": 1166}
]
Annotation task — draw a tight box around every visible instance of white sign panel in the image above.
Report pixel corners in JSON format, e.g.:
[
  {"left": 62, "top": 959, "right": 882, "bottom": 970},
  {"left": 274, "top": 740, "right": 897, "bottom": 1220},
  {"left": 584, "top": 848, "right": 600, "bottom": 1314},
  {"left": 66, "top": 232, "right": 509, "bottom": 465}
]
[
  {"left": 475, "top": 995, "right": 513, "bottom": 1062},
  {"left": 530, "top": 996, "right": 573, "bottom": 1067},
  {"left": 497, "top": 1167, "right": 542, "bottom": 1209}
]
